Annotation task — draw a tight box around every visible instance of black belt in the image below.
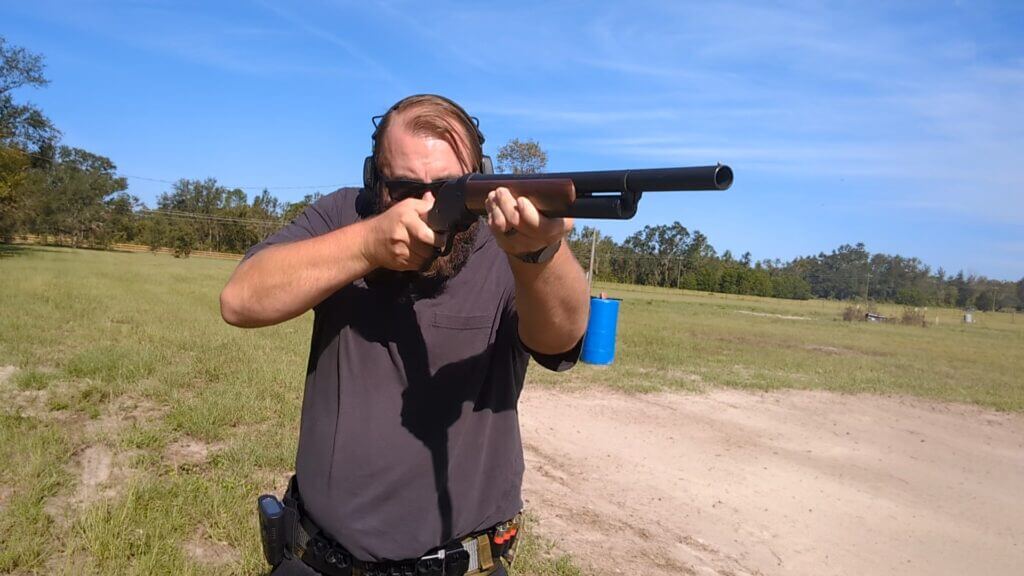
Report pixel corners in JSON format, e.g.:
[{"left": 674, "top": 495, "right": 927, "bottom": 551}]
[{"left": 279, "top": 477, "right": 517, "bottom": 576}]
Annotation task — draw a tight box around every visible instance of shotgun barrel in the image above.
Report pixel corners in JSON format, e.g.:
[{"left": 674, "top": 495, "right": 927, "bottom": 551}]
[
  {"left": 453, "top": 164, "right": 732, "bottom": 220},
  {"left": 426, "top": 163, "right": 732, "bottom": 253}
]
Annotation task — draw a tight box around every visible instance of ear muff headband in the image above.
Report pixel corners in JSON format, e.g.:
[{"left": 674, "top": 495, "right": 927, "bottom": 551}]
[
  {"left": 363, "top": 94, "right": 493, "bottom": 192},
  {"left": 372, "top": 94, "right": 486, "bottom": 147}
]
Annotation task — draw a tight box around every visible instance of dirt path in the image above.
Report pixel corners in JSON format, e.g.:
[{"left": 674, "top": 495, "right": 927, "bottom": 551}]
[{"left": 519, "top": 388, "right": 1024, "bottom": 576}]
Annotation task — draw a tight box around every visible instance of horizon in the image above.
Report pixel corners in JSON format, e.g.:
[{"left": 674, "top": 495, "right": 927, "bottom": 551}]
[{"left": 3, "top": 0, "right": 1021, "bottom": 280}]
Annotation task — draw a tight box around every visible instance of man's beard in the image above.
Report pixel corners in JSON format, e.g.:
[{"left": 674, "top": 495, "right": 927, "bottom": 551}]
[
  {"left": 365, "top": 191, "right": 479, "bottom": 298},
  {"left": 404, "top": 219, "right": 479, "bottom": 297}
]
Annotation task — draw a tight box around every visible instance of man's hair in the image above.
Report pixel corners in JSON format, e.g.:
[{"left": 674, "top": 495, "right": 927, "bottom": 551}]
[{"left": 372, "top": 94, "right": 483, "bottom": 187}]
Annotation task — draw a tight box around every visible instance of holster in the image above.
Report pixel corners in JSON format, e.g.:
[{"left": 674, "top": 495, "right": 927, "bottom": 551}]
[{"left": 257, "top": 493, "right": 286, "bottom": 568}]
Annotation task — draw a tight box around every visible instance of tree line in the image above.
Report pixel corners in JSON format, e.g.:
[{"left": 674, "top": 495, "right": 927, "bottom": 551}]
[
  {"left": 2, "top": 37, "right": 1021, "bottom": 310},
  {"left": 566, "top": 227, "right": 1022, "bottom": 310},
  {"left": 567, "top": 224, "right": 813, "bottom": 300},
  {"left": 136, "top": 180, "right": 324, "bottom": 256}
]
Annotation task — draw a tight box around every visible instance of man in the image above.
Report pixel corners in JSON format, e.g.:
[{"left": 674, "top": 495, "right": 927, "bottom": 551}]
[{"left": 220, "top": 94, "right": 589, "bottom": 575}]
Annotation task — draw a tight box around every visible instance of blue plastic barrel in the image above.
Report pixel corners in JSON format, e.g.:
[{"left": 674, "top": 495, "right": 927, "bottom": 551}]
[{"left": 581, "top": 296, "right": 620, "bottom": 365}]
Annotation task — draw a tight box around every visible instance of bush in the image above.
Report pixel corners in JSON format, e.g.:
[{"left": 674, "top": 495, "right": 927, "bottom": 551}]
[
  {"left": 842, "top": 305, "right": 863, "bottom": 322},
  {"left": 901, "top": 307, "right": 929, "bottom": 327},
  {"left": 171, "top": 227, "right": 195, "bottom": 258}
]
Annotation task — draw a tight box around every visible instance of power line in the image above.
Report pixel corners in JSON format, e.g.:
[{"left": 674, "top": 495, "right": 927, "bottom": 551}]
[
  {"left": 123, "top": 174, "right": 356, "bottom": 191},
  {"left": 138, "top": 209, "right": 283, "bottom": 228}
]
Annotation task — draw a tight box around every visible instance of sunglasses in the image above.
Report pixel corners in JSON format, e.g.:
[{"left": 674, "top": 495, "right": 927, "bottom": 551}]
[{"left": 384, "top": 179, "right": 451, "bottom": 201}]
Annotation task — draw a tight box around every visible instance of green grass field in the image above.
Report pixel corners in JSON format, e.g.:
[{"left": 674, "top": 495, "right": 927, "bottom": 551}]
[
  {"left": 1, "top": 246, "right": 1021, "bottom": 575},
  {"left": 536, "top": 281, "right": 1024, "bottom": 410}
]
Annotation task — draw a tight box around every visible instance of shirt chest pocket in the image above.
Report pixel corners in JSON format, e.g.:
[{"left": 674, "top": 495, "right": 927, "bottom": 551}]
[{"left": 424, "top": 312, "right": 495, "bottom": 376}]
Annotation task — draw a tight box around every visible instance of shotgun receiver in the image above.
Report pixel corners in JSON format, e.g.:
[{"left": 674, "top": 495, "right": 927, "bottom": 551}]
[{"left": 426, "top": 164, "right": 733, "bottom": 254}]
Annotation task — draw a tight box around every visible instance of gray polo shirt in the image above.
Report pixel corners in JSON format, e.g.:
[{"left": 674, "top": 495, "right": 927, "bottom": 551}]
[{"left": 245, "top": 188, "right": 579, "bottom": 562}]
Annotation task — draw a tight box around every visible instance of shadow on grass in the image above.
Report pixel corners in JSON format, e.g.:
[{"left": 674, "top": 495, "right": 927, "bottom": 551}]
[
  {"left": 0, "top": 244, "right": 30, "bottom": 258},
  {"left": 0, "top": 243, "right": 88, "bottom": 257}
]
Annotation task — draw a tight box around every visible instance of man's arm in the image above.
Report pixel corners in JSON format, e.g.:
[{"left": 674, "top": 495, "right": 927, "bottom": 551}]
[
  {"left": 485, "top": 188, "right": 590, "bottom": 354},
  {"left": 220, "top": 194, "right": 440, "bottom": 328},
  {"left": 220, "top": 220, "right": 374, "bottom": 328}
]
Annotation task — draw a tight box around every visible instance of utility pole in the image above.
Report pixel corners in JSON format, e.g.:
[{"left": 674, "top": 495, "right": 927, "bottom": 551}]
[
  {"left": 862, "top": 255, "right": 871, "bottom": 302},
  {"left": 587, "top": 227, "right": 598, "bottom": 292}
]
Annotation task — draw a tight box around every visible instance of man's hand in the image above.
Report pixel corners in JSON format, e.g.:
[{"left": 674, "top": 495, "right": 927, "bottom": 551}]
[
  {"left": 485, "top": 187, "right": 573, "bottom": 257},
  {"left": 485, "top": 186, "right": 587, "bottom": 354},
  {"left": 362, "top": 192, "right": 440, "bottom": 271}
]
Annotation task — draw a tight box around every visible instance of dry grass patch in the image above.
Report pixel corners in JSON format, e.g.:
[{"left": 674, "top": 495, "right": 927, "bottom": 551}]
[
  {"left": 165, "top": 437, "right": 227, "bottom": 469},
  {"left": 183, "top": 526, "right": 243, "bottom": 568},
  {"left": 44, "top": 444, "right": 137, "bottom": 527}
]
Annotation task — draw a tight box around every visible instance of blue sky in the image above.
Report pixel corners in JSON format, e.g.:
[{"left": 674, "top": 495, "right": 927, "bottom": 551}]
[{"left": 3, "top": 0, "right": 1022, "bottom": 279}]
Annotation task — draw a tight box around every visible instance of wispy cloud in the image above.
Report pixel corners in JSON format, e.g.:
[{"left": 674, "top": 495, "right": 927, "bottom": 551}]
[
  {"left": 4, "top": 0, "right": 385, "bottom": 81},
  {"left": 368, "top": 0, "right": 490, "bottom": 72},
  {"left": 476, "top": 105, "right": 681, "bottom": 125},
  {"left": 254, "top": 0, "right": 405, "bottom": 90}
]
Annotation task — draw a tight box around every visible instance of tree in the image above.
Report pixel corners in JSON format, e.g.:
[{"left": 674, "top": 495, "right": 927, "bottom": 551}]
[
  {"left": 0, "top": 145, "right": 29, "bottom": 238},
  {"left": 996, "top": 286, "right": 1019, "bottom": 311},
  {"left": 495, "top": 138, "right": 547, "bottom": 174},
  {"left": 0, "top": 37, "right": 59, "bottom": 150},
  {"left": 622, "top": 222, "right": 692, "bottom": 287},
  {"left": 684, "top": 231, "right": 715, "bottom": 266},
  {"left": 771, "top": 273, "right": 812, "bottom": 300},
  {"left": 974, "top": 289, "right": 995, "bottom": 312},
  {"left": 895, "top": 287, "right": 927, "bottom": 306},
  {"left": 19, "top": 146, "right": 129, "bottom": 246},
  {"left": 567, "top": 225, "right": 618, "bottom": 281},
  {"left": 251, "top": 188, "right": 281, "bottom": 220},
  {"left": 281, "top": 192, "right": 323, "bottom": 223},
  {"left": 1, "top": 37, "right": 60, "bottom": 237},
  {"left": 950, "top": 271, "right": 974, "bottom": 308}
]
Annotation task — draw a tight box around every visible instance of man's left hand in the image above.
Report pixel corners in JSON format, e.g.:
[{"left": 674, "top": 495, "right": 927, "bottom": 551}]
[{"left": 485, "top": 187, "right": 572, "bottom": 258}]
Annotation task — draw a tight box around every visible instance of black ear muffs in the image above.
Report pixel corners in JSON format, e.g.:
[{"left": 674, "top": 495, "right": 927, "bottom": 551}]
[{"left": 363, "top": 155, "right": 378, "bottom": 191}]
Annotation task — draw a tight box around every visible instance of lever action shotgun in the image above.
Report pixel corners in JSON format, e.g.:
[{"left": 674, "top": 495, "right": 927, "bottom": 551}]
[{"left": 426, "top": 164, "right": 733, "bottom": 254}]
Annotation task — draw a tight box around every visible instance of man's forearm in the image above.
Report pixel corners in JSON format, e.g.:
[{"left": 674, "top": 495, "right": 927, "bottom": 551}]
[
  {"left": 509, "top": 243, "right": 590, "bottom": 354},
  {"left": 220, "top": 220, "right": 375, "bottom": 328}
]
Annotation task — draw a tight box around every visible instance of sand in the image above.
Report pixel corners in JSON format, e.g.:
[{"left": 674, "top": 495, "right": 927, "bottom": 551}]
[{"left": 520, "top": 388, "right": 1024, "bottom": 576}]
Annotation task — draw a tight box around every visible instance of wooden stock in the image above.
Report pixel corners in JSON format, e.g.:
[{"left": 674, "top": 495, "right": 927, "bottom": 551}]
[{"left": 463, "top": 178, "right": 577, "bottom": 217}]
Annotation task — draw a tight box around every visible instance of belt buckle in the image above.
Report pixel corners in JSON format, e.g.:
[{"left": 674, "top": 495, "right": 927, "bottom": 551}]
[{"left": 415, "top": 546, "right": 471, "bottom": 576}]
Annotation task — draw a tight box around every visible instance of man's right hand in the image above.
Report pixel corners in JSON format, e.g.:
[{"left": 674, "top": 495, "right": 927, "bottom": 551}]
[
  {"left": 361, "top": 192, "right": 440, "bottom": 272},
  {"left": 221, "top": 192, "right": 442, "bottom": 328}
]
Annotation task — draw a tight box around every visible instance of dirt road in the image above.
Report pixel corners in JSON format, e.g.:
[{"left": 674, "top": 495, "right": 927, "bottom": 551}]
[{"left": 519, "top": 388, "right": 1024, "bottom": 576}]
